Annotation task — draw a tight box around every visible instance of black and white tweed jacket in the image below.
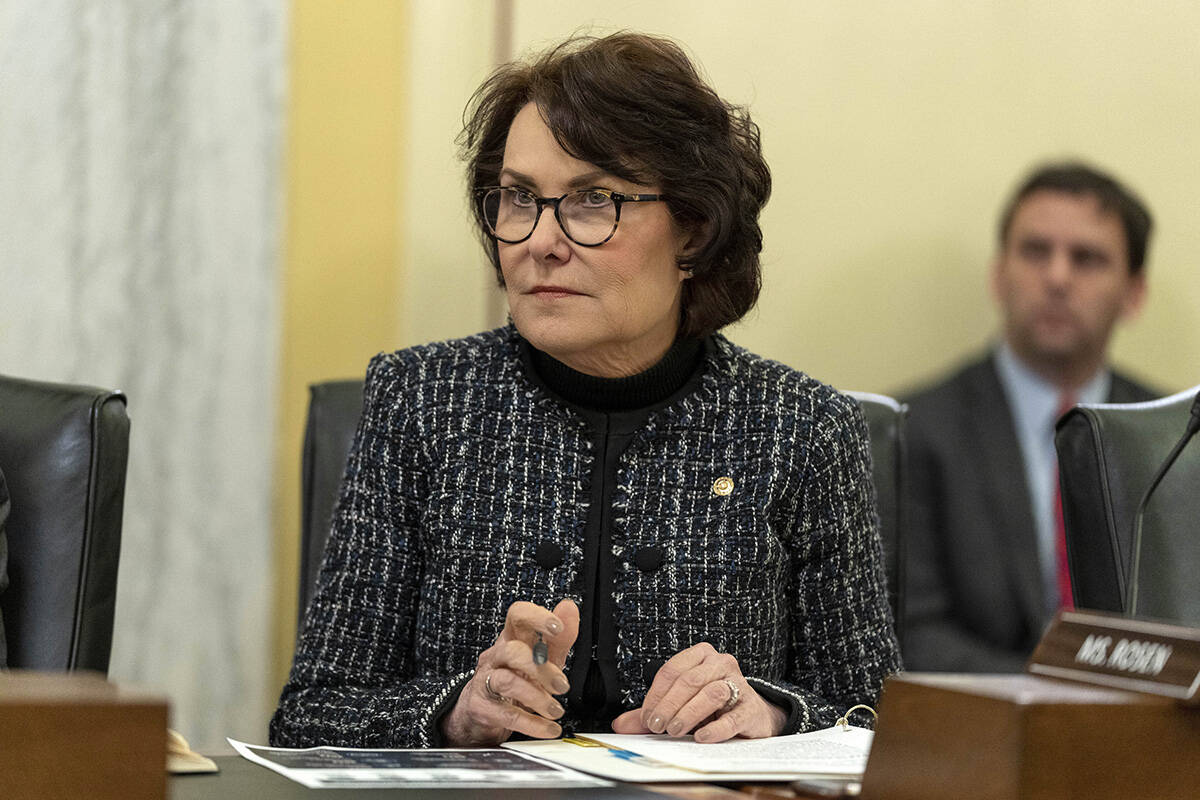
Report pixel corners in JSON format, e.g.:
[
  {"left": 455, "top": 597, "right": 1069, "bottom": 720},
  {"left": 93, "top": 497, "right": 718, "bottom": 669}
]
[{"left": 271, "top": 325, "right": 900, "bottom": 748}]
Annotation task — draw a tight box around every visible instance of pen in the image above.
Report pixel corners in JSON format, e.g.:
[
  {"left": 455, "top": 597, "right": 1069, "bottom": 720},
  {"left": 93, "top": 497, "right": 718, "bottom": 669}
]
[{"left": 533, "top": 632, "right": 548, "bottom": 665}]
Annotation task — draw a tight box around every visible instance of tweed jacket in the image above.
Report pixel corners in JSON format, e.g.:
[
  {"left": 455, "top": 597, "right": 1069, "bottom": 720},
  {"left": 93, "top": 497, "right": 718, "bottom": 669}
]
[{"left": 271, "top": 326, "right": 900, "bottom": 748}]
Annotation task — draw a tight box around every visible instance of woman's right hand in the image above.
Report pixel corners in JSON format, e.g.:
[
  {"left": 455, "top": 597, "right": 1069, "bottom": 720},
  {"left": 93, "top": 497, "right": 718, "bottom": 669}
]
[{"left": 440, "top": 598, "right": 580, "bottom": 746}]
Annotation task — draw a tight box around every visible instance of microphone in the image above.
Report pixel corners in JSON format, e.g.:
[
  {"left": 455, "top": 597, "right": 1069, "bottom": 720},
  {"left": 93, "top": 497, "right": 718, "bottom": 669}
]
[{"left": 1127, "top": 389, "right": 1200, "bottom": 617}]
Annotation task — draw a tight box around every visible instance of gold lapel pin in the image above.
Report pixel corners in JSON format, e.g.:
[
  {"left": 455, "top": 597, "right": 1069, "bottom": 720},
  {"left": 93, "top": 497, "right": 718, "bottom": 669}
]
[{"left": 712, "top": 476, "right": 734, "bottom": 496}]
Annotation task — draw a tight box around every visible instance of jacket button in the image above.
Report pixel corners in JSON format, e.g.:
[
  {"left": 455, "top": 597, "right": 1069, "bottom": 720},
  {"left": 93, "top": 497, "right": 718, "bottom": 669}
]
[
  {"left": 633, "top": 546, "right": 664, "bottom": 572},
  {"left": 535, "top": 541, "right": 564, "bottom": 569}
]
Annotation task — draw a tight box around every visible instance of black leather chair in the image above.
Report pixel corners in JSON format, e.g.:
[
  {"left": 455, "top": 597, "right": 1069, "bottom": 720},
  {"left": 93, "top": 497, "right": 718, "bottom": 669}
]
[
  {"left": 846, "top": 391, "right": 908, "bottom": 641},
  {"left": 0, "top": 374, "right": 130, "bottom": 671},
  {"left": 296, "top": 381, "right": 909, "bottom": 639},
  {"left": 1055, "top": 385, "right": 1200, "bottom": 624},
  {"left": 297, "top": 379, "right": 364, "bottom": 629}
]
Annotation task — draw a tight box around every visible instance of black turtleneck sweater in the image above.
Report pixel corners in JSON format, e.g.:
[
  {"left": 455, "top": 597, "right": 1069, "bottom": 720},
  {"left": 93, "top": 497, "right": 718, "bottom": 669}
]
[{"left": 520, "top": 335, "right": 706, "bottom": 729}]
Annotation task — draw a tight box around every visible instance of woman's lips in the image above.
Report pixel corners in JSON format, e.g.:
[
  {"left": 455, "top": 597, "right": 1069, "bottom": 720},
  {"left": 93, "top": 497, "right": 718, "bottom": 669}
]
[{"left": 528, "top": 285, "right": 584, "bottom": 298}]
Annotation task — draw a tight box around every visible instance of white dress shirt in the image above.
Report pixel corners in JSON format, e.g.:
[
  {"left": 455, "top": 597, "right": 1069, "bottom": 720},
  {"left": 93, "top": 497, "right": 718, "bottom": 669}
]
[{"left": 993, "top": 342, "right": 1110, "bottom": 614}]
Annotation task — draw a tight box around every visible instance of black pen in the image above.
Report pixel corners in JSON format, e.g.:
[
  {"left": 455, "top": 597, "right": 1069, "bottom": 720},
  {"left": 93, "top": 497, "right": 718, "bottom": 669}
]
[{"left": 533, "top": 632, "right": 548, "bottom": 665}]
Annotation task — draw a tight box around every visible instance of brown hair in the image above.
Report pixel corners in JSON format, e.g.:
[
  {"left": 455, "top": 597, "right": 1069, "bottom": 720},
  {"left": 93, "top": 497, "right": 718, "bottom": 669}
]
[
  {"left": 459, "top": 32, "right": 771, "bottom": 338},
  {"left": 998, "top": 161, "right": 1153, "bottom": 275}
]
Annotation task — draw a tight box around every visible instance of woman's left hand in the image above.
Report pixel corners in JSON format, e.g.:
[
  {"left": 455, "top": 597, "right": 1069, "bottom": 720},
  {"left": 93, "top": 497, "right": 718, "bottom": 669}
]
[{"left": 611, "top": 642, "right": 787, "bottom": 742}]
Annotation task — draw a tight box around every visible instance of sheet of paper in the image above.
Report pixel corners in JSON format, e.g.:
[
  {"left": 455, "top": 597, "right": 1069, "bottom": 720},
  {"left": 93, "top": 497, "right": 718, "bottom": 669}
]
[
  {"left": 577, "top": 726, "right": 873, "bottom": 776},
  {"left": 503, "top": 736, "right": 858, "bottom": 782},
  {"left": 228, "top": 738, "right": 612, "bottom": 789}
]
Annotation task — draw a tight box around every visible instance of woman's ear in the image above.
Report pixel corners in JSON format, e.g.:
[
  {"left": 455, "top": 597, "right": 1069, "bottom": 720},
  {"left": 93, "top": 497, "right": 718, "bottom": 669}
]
[{"left": 675, "top": 219, "right": 711, "bottom": 271}]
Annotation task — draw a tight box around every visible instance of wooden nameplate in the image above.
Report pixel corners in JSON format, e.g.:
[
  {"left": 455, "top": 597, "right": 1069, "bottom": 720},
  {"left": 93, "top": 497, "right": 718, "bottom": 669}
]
[
  {"left": 1029, "top": 609, "right": 1200, "bottom": 703},
  {"left": 0, "top": 671, "right": 168, "bottom": 800},
  {"left": 859, "top": 673, "right": 1200, "bottom": 800}
]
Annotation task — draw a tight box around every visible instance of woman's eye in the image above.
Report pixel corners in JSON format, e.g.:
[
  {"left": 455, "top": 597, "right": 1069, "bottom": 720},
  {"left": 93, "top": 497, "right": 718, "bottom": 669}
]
[
  {"left": 580, "top": 190, "right": 612, "bottom": 207},
  {"left": 509, "top": 189, "right": 536, "bottom": 207}
]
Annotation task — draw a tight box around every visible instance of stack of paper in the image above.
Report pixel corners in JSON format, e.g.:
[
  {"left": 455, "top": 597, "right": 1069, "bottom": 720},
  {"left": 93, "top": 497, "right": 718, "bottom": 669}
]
[{"left": 504, "top": 726, "right": 873, "bottom": 782}]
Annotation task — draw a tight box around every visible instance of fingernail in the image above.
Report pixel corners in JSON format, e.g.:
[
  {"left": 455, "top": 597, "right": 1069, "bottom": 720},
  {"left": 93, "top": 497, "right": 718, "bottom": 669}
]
[
  {"left": 546, "top": 618, "right": 562, "bottom": 634},
  {"left": 667, "top": 719, "right": 683, "bottom": 736},
  {"left": 549, "top": 702, "right": 564, "bottom": 718},
  {"left": 648, "top": 714, "right": 665, "bottom": 733},
  {"left": 553, "top": 677, "right": 570, "bottom": 694},
  {"left": 694, "top": 729, "right": 712, "bottom": 743}
]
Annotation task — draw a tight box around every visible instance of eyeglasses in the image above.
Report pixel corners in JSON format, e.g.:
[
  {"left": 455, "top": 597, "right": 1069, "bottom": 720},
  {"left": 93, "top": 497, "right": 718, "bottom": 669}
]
[{"left": 477, "top": 186, "right": 667, "bottom": 247}]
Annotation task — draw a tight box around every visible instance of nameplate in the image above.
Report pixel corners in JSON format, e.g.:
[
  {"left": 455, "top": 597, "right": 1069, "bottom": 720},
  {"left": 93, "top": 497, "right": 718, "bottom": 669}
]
[
  {"left": 0, "top": 671, "right": 168, "bottom": 800},
  {"left": 860, "top": 673, "right": 1200, "bottom": 800},
  {"left": 1028, "top": 609, "right": 1200, "bottom": 704}
]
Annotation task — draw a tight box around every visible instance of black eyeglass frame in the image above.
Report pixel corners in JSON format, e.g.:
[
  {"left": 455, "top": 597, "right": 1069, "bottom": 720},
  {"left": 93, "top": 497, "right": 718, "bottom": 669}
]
[{"left": 475, "top": 186, "right": 668, "bottom": 247}]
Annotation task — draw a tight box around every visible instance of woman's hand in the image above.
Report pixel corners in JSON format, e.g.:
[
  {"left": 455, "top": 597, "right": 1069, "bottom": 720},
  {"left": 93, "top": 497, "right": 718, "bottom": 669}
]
[
  {"left": 440, "top": 599, "right": 579, "bottom": 747},
  {"left": 611, "top": 642, "right": 786, "bottom": 743}
]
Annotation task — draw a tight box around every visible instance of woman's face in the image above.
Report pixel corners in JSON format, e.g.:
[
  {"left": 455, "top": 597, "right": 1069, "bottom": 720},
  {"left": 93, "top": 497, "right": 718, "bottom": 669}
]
[{"left": 497, "top": 103, "right": 690, "bottom": 378}]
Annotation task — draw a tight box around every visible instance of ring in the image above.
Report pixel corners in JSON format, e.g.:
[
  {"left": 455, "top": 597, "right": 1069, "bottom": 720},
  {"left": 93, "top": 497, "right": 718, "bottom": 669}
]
[
  {"left": 721, "top": 679, "right": 740, "bottom": 712},
  {"left": 484, "top": 672, "right": 507, "bottom": 703}
]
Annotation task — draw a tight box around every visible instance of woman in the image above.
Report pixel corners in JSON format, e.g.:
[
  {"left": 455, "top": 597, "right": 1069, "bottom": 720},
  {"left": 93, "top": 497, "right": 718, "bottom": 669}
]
[{"left": 271, "top": 32, "right": 900, "bottom": 749}]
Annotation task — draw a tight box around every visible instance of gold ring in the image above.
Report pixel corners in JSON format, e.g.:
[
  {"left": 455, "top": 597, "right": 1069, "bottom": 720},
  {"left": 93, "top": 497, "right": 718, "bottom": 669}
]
[
  {"left": 721, "top": 679, "right": 740, "bottom": 712},
  {"left": 484, "top": 672, "right": 507, "bottom": 703}
]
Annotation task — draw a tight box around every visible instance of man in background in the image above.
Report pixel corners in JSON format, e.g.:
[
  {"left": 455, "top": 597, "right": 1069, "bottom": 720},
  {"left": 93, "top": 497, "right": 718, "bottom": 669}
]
[{"left": 903, "top": 162, "right": 1159, "bottom": 671}]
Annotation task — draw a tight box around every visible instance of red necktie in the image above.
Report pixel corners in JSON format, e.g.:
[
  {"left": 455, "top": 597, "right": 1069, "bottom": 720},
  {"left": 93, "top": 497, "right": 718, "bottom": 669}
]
[{"left": 1053, "top": 394, "right": 1077, "bottom": 610}]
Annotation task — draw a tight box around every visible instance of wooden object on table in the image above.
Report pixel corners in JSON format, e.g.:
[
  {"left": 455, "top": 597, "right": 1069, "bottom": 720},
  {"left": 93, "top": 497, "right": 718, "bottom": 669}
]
[
  {"left": 859, "top": 672, "right": 1200, "bottom": 800},
  {"left": 0, "top": 670, "right": 168, "bottom": 800},
  {"left": 1028, "top": 609, "right": 1200, "bottom": 703},
  {"left": 167, "top": 728, "right": 218, "bottom": 773}
]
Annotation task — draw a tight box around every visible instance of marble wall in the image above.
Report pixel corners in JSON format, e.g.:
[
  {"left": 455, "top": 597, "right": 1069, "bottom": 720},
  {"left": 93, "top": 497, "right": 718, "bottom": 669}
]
[{"left": 0, "top": 0, "right": 286, "bottom": 748}]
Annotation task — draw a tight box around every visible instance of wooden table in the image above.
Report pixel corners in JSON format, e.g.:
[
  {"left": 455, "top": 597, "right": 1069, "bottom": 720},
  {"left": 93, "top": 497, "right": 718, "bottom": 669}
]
[{"left": 171, "top": 756, "right": 766, "bottom": 799}]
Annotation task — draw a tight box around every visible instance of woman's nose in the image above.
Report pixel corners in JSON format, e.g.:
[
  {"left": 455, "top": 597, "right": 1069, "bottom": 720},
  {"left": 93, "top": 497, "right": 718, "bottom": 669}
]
[{"left": 527, "top": 205, "right": 571, "bottom": 263}]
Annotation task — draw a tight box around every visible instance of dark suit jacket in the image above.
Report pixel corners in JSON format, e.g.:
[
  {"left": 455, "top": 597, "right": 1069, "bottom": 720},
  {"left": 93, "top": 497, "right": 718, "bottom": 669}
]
[
  {"left": 901, "top": 353, "right": 1158, "bottom": 672},
  {"left": 0, "top": 466, "right": 10, "bottom": 667}
]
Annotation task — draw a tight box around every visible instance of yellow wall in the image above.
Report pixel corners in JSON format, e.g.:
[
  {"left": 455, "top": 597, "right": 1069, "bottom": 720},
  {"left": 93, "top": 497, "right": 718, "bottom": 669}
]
[
  {"left": 399, "top": 0, "right": 1200, "bottom": 394},
  {"left": 399, "top": 1, "right": 507, "bottom": 345},
  {"left": 273, "top": 0, "right": 408, "bottom": 685}
]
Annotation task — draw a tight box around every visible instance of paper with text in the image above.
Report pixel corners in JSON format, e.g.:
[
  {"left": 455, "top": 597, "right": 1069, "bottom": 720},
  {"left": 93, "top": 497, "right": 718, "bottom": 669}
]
[
  {"left": 228, "top": 738, "right": 611, "bottom": 789},
  {"left": 578, "top": 726, "right": 873, "bottom": 776}
]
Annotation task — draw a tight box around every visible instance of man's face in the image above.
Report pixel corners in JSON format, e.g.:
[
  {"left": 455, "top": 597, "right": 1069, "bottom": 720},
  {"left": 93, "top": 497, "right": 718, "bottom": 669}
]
[{"left": 992, "top": 190, "right": 1146, "bottom": 378}]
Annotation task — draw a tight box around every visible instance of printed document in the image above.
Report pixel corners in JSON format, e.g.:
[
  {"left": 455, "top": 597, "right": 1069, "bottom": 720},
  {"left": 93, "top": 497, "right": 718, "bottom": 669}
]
[
  {"left": 504, "top": 726, "right": 873, "bottom": 782},
  {"left": 228, "top": 738, "right": 612, "bottom": 789}
]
